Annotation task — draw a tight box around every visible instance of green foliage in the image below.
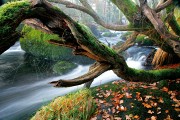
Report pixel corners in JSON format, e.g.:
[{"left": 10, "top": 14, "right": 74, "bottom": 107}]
[
  {"left": 20, "top": 25, "right": 73, "bottom": 61},
  {"left": 136, "top": 35, "right": 154, "bottom": 46},
  {"left": 53, "top": 61, "right": 77, "bottom": 74},
  {"left": 0, "top": 0, "right": 30, "bottom": 36},
  {"left": 31, "top": 89, "right": 96, "bottom": 120}
]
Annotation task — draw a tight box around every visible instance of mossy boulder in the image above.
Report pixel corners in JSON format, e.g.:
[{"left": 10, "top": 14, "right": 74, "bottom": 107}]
[
  {"left": 135, "top": 35, "right": 154, "bottom": 46},
  {"left": 53, "top": 61, "right": 77, "bottom": 74},
  {"left": 20, "top": 25, "right": 74, "bottom": 61}
]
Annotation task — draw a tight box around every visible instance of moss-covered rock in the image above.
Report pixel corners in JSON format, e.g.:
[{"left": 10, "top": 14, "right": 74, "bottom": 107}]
[
  {"left": 53, "top": 61, "right": 77, "bottom": 74},
  {"left": 136, "top": 35, "right": 154, "bottom": 46},
  {"left": 20, "top": 25, "right": 74, "bottom": 61}
]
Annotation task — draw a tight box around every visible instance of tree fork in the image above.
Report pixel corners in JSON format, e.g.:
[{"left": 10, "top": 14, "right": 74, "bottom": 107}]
[{"left": 0, "top": 0, "right": 180, "bottom": 87}]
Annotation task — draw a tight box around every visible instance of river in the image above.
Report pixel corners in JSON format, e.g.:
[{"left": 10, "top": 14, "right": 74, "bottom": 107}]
[{"left": 0, "top": 37, "right": 154, "bottom": 120}]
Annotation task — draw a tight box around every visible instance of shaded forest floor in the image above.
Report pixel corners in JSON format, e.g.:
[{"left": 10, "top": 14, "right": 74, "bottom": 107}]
[{"left": 90, "top": 79, "right": 180, "bottom": 120}]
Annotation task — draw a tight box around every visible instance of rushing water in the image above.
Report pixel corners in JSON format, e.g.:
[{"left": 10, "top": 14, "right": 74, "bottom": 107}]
[{"left": 0, "top": 36, "right": 154, "bottom": 120}]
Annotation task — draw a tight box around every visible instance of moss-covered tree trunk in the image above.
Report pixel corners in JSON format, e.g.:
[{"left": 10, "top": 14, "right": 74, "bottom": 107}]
[{"left": 0, "top": 0, "right": 180, "bottom": 87}]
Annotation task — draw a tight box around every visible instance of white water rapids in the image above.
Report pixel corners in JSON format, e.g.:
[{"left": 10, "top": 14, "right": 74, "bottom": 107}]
[{"left": 0, "top": 39, "right": 153, "bottom": 120}]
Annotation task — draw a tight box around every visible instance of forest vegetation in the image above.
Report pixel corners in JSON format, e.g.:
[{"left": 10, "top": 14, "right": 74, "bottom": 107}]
[{"left": 0, "top": 0, "right": 180, "bottom": 119}]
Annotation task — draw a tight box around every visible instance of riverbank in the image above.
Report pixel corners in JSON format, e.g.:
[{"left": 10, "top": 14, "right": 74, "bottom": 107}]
[{"left": 32, "top": 79, "right": 180, "bottom": 120}]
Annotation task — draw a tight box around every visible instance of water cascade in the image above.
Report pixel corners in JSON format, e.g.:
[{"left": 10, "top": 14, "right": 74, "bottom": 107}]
[{"left": 0, "top": 34, "right": 154, "bottom": 119}]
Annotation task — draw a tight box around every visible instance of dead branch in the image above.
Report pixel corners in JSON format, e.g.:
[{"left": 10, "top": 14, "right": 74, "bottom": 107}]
[
  {"left": 49, "top": 62, "right": 111, "bottom": 87},
  {"left": 155, "top": 0, "right": 173, "bottom": 12},
  {"left": 48, "top": 0, "right": 141, "bottom": 31}
]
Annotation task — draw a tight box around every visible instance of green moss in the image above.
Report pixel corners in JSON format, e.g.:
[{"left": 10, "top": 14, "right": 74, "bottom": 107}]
[
  {"left": 111, "top": 0, "right": 138, "bottom": 22},
  {"left": 136, "top": 35, "right": 154, "bottom": 46},
  {"left": 0, "top": 0, "right": 30, "bottom": 36},
  {"left": 127, "top": 67, "right": 180, "bottom": 82},
  {"left": 53, "top": 61, "right": 77, "bottom": 74},
  {"left": 20, "top": 25, "right": 73, "bottom": 61},
  {"left": 75, "top": 23, "right": 117, "bottom": 57}
]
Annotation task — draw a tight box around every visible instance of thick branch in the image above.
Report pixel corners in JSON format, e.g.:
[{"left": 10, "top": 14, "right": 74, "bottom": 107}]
[
  {"left": 114, "top": 67, "right": 180, "bottom": 83},
  {"left": 1, "top": 0, "right": 180, "bottom": 88},
  {"left": 140, "top": 0, "right": 180, "bottom": 57},
  {"left": 166, "top": 5, "right": 180, "bottom": 35},
  {"left": 49, "top": 62, "right": 111, "bottom": 87}
]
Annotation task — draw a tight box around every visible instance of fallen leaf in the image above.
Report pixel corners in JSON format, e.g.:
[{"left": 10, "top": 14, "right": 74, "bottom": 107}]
[
  {"left": 158, "top": 97, "right": 164, "bottom": 103},
  {"left": 151, "top": 116, "right": 157, "bottom": 120},
  {"left": 114, "top": 117, "right": 122, "bottom": 120},
  {"left": 112, "top": 107, "right": 116, "bottom": 113},
  {"left": 162, "top": 87, "right": 168, "bottom": 92},
  {"left": 125, "top": 92, "right": 132, "bottom": 98},
  {"left": 136, "top": 92, "right": 141, "bottom": 99},
  {"left": 125, "top": 115, "right": 131, "bottom": 120},
  {"left": 142, "top": 103, "right": 152, "bottom": 108},
  {"left": 165, "top": 110, "right": 169, "bottom": 113},
  {"left": 118, "top": 105, "right": 127, "bottom": 111},
  {"left": 120, "top": 100, "right": 124, "bottom": 104},
  {"left": 134, "top": 115, "right": 139, "bottom": 119},
  {"left": 174, "top": 108, "right": 180, "bottom": 112},
  {"left": 164, "top": 115, "right": 173, "bottom": 120},
  {"left": 148, "top": 110, "right": 154, "bottom": 114}
]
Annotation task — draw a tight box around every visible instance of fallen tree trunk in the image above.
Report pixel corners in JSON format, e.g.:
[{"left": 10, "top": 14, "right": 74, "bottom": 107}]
[{"left": 0, "top": 0, "right": 180, "bottom": 87}]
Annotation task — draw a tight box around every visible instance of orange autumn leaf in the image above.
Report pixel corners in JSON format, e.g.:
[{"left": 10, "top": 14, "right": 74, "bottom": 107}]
[
  {"left": 148, "top": 110, "right": 154, "bottom": 114},
  {"left": 151, "top": 116, "right": 157, "bottom": 120},
  {"left": 134, "top": 115, "right": 139, "bottom": 119},
  {"left": 158, "top": 97, "right": 164, "bottom": 103},
  {"left": 125, "top": 92, "right": 132, "bottom": 98},
  {"left": 142, "top": 103, "right": 152, "bottom": 108},
  {"left": 136, "top": 92, "right": 141, "bottom": 99},
  {"left": 174, "top": 108, "right": 180, "bottom": 112},
  {"left": 162, "top": 87, "right": 168, "bottom": 92}
]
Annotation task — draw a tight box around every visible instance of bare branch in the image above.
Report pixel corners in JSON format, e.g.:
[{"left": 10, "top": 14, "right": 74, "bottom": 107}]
[
  {"left": 49, "top": 62, "right": 111, "bottom": 87},
  {"left": 155, "top": 0, "right": 173, "bottom": 12},
  {"left": 49, "top": 0, "right": 142, "bottom": 31}
]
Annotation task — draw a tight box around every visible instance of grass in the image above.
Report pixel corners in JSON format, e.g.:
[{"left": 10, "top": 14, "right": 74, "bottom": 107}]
[
  {"left": 31, "top": 78, "right": 179, "bottom": 120},
  {"left": 31, "top": 89, "right": 96, "bottom": 120}
]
